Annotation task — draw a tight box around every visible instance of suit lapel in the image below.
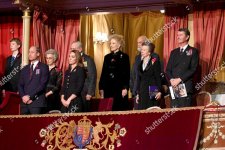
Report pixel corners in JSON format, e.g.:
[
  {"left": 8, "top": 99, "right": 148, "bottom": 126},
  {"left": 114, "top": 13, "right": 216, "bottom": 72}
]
[
  {"left": 183, "top": 45, "right": 191, "bottom": 54},
  {"left": 11, "top": 53, "right": 21, "bottom": 68},
  {"left": 173, "top": 46, "right": 190, "bottom": 67},
  {"left": 145, "top": 59, "right": 152, "bottom": 71},
  {"left": 30, "top": 62, "right": 40, "bottom": 80},
  {"left": 140, "top": 59, "right": 152, "bottom": 72}
]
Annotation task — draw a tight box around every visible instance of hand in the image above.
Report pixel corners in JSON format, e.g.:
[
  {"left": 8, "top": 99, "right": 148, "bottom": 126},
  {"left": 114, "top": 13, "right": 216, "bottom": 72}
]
[
  {"left": 2, "top": 90, "right": 5, "bottom": 98},
  {"left": 22, "top": 95, "right": 30, "bottom": 104},
  {"left": 155, "top": 92, "right": 162, "bottom": 100},
  {"left": 99, "top": 90, "right": 104, "bottom": 99},
  {"left": 45, "top": 91, "right": 53, "bottom": 97},
  {"left": 135, "top": 95, "right": 139, "bottom": 104},
  {"left": 61, "top": 98, "right": 66, "bottom": 107},
  {"left": 122, "top": 89, "right": 128, "bottom": 97},
  {"left": 64, "top": 99, "right": 71, "bottom": 108},
  {"left": 26, "top": 100, "right": 33, "bottom": 104},
  {"left": 170, "top": 79, "right": 175, "bottom": 87},
  {"left": 86, "top": 94, "right": 92, "bottom": 101},
  {"left": 170, "top": 78, "right": 182, "bottom": 87}
]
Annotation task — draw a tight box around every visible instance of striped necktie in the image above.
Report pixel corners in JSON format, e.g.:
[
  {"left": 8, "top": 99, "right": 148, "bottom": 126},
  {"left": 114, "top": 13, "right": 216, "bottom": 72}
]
[{"left": 11, "top": 56, "right": 15, "bottom": 66}]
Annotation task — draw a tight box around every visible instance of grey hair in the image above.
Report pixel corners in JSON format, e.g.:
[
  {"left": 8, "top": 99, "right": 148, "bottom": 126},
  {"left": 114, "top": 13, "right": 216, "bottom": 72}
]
[
  {"left": 45, "top": 49, "right": 58, "bottom": 61},
  {"left": 71, "top": 41, "right": 82, "bottom": 49}
]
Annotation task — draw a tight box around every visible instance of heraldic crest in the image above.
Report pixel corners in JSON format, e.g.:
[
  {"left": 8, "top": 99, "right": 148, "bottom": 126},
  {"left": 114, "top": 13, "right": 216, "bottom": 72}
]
[{"left": 39, "top": 116, "right": 127, "bottom": 150}]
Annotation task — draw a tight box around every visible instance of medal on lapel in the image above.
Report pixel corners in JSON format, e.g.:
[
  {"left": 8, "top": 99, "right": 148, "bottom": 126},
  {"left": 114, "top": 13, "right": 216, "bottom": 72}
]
[
  {"left": 186, "top": 49, "right": 193, "bottom": 56},
  {"left": 36, "top": 69, "right": 40, "bottom": 75},
  {"left": 83, "top": 61, "right": 87, "bottom": 67}
]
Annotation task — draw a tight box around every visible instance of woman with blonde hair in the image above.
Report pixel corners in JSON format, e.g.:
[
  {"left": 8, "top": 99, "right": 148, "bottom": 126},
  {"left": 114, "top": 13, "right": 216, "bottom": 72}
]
[{"left": 99, "top": 34, "right": 130, "bottom": 111}]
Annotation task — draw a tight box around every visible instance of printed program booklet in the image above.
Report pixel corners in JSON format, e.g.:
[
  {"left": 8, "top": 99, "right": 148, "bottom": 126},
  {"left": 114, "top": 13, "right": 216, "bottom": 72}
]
[
  {"left": 169, "top": 83, "right": 187, "bottom": 99},
  {"left": 149, "top": 86, "right": 159, "bottom": 99}
]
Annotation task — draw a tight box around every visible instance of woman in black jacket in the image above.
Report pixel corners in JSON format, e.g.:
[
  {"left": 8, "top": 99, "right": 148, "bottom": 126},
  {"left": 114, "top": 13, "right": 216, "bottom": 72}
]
[
  {"left": 45, "top": 49, "right": 62, "bottom": 112},
  {"left": 136, "top": 42, "right": 162, "bottom": 110},
  {"left": 61, "top": 50, "right": 85, "bottom": 113}
]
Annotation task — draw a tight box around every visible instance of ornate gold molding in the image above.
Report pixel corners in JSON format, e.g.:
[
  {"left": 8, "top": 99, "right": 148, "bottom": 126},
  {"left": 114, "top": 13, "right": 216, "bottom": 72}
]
[{"left": 0, "top": 106, "right": 204, "bottom": 119}]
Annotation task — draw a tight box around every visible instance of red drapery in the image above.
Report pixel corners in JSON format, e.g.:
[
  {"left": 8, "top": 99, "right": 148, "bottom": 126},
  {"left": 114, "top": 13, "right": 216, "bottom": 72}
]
[
  {"left": 0, "top": 15, "right": 33, "bottom": 77},
  {"left": 0, "top": 16, "right": 23, "bottom": 76},
  {"left": 193, "top": 5, "right": 225, "bottom": 78},
  {"left": 163, "top": 8, "right": 188, "bottom": 70},
  {"left": 55, "top": 17, "right": 80, "bottom": 72},
  {"left": 33, "top": 10, "right": 55, "bottom": 62},
  {"left": 33, "top": 10, "right": 80, "bottom": 72}
]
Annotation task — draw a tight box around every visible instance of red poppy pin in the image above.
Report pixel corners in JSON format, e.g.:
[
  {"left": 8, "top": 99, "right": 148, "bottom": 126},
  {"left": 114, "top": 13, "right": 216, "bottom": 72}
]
[{"left": 151, "top": 58, "right": 157, "bottom": 65}]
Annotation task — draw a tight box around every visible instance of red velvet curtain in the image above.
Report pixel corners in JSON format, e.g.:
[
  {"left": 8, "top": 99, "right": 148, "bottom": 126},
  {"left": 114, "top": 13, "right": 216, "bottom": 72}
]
[
  {"left": 0, "top": 16, "right": 23, "bottom": 76},
  {"left": 33, "top": 10, "right": 55, "bottom": 62},
  {"left": 54, "top": 18, "right": 80, "bottom": 72},
  {"left": 193, "top": 5, "right": 225, "bottom": 78},
  {"left": 0, "top": 107, "right": 203, "bottom": 150},
  {"left": 0, "top": 15, "right": 33, "bottom": 77},
  {"left": 163, "top": 7, "right": 188, "bottom": 70},
  {"left": 33, "top": 10, "right": 80, "bottom": 72}
]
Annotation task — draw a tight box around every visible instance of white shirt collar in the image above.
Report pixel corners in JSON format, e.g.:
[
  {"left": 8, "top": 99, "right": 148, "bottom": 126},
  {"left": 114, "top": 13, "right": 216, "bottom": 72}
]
[
  {"left": 31, "top": 60, "right": 39, "bottom": 69},
  {"left": 12, "top": 51, "right": 19, "bottom": 58},
  {"left": 180, "top": 44, "right": 189, "bottom": 52}
]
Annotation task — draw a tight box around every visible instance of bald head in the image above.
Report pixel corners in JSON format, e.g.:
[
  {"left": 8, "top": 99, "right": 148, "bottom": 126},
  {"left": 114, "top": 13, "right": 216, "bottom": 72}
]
[{"left": 137, "top": 35, "right": 147, "bottom": 51}]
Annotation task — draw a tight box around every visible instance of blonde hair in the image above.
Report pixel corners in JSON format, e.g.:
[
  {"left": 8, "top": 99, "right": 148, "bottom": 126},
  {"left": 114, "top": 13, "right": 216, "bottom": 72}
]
[{"left": 109, "top": 34, "right": 125, "bottom": 50}]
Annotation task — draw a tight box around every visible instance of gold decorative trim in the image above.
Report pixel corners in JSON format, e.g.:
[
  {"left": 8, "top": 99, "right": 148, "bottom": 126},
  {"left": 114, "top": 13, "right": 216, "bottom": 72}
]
[
  {"left": 0, "top": 106, "right": 205, "bottom": 119},
  {"left": 39, "top": 116, "right": 127, "bottom": 149}
]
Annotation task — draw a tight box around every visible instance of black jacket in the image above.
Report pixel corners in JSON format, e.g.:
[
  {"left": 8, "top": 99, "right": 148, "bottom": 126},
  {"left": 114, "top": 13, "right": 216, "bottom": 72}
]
[
  {"left": 2, "top": 53, "right": 22, "bottom": 92},
  {"left": 166, "top": 45, "right": 199, "bottom": 93}
]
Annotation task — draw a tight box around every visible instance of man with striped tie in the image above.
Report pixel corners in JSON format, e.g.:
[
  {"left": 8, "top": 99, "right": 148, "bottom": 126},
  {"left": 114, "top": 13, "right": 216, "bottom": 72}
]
[{"left": 1, "top": 38, "right": 22, "bottom": 96}]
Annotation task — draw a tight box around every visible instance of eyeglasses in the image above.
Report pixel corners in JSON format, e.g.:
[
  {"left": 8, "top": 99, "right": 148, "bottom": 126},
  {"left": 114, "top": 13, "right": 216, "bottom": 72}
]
[{"left": 46, "top": 57, "right": 54, "bottom": 60}]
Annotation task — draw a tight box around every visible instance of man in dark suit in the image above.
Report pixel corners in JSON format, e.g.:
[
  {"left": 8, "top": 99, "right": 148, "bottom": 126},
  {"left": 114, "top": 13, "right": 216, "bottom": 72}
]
[
  {"left": 166, "top": 28, "right": 199, "bottom": 108},
  {"left": 70, "top": 41, "right": 97, "bottom": 112},
  {"left": 18, "top": 46, "right": 49, "bottom": 114},
  {"left": 130, "top": 35, "right": 160, "bottom": 109},
  {"left": 2, "top": 38, "right": 22, "bottom": 95}
]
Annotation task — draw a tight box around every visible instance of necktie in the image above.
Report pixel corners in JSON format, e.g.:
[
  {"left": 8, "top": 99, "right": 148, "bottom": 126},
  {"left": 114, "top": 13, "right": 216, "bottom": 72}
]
[
  {"left": 180, "top": 48, "right": 184, "bottom": 54},
  {"left": 30, "top": 64, "right": 34, "bottom": 78},
  {"left": 11, "top": 56, "right": 15, "bottom": 66}
]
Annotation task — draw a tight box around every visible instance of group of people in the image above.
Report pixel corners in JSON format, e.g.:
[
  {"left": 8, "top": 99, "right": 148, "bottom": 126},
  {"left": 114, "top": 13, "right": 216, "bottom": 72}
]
[
  {"left": 1, "top": 40, "right": 97, "bottom": 114},
  {"left": 0, "top": 27, "right": 199, "bottom": 114}
]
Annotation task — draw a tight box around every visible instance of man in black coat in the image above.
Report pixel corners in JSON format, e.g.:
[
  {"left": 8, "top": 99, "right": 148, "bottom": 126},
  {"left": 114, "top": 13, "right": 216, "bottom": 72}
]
[
  {"left": 166, "top": 28, "right": 199, "bottom": 108},
  {"left": 70, "top": 41, "right": 97, "bottom": 112},
  {"left": 1, "top": 38, "right": 22, "bottom": 95},
  {"left": 18, "top": 46, "right": 49, "bottom": 114}
]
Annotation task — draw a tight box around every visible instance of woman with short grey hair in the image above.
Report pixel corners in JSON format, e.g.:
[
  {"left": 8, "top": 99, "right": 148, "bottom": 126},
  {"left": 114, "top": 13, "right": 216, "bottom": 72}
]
[
  {"left": 45, "top": 49, "right": 58, "bottom": 62},
  {"left": 44, "top": 49, "right": 62, "bottom": 113}
]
